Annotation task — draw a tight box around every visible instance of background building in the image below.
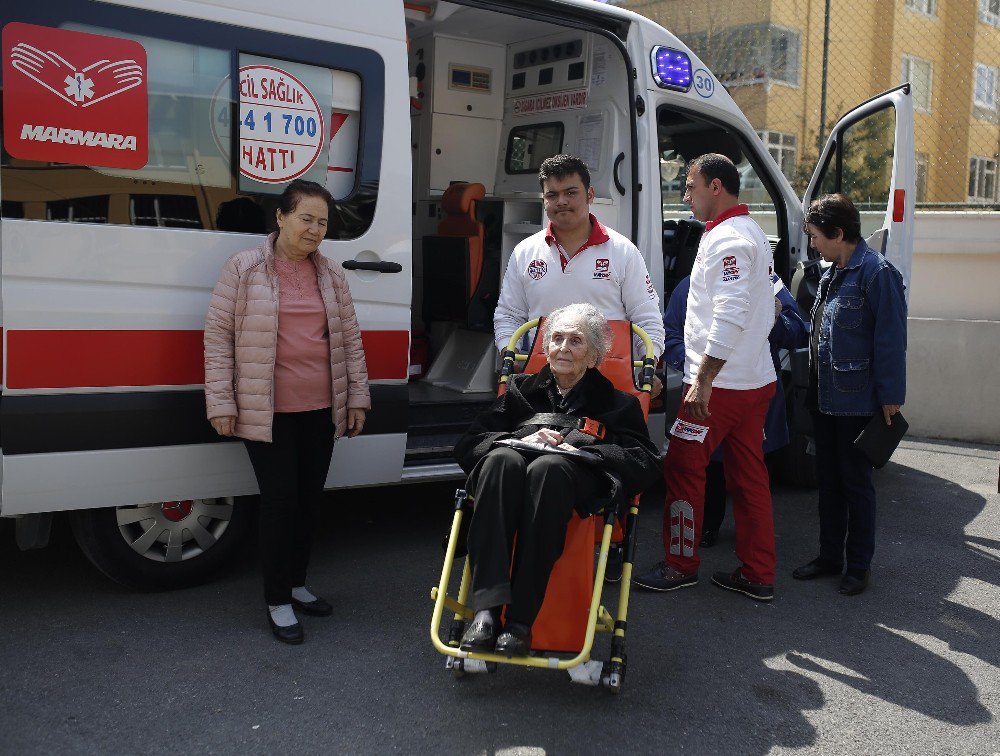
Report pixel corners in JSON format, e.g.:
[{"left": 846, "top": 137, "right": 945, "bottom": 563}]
[{"left": 619, "top": 0, "right": 1000, "bottom": 206}]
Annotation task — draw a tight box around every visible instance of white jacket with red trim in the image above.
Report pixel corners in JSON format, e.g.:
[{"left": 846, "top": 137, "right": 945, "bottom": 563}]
[
  {"left": 493, "top": 221, "right": 665, "bottom": 356},
  {"left": 684, "top": 214, "right": 776, "bottom": 390}
]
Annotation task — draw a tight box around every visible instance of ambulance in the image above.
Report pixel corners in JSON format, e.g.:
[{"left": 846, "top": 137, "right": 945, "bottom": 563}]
[{"left": 0, "top": 0, "right": 914, "bottom": 587}]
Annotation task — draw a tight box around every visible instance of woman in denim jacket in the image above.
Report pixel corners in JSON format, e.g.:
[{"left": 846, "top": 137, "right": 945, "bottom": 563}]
[{"left": 792, "top": 194, "right": 907, "bottom": 596}]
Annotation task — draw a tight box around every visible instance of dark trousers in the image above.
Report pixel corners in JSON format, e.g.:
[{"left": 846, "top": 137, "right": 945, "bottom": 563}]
[
  {"left": 466, "top": 447, "right": 599, "bottom": 627},
  {"left": 811, "top": 411, "right": 876, "bottom": 570},
  {"left": 702, "top": 460, "right": 728, "bottom": 533},
  {"left": 244, "top": 408, "right": 335, "bottom": 606}
]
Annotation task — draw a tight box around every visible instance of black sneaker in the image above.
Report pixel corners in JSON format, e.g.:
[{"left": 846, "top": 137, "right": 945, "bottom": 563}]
[
  {"left": 603, "top": 544, "right": 624, "bottom": 583},
  {"left": 632, "top": 561, "right": 698, "bottom": 591},
  {"left": 711, "top": 568, "right": 774, "bottom": 601}
]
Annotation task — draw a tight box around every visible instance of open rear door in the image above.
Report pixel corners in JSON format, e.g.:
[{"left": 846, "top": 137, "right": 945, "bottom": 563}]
[{"left": 802, "top": 85, "right": 915, "bottom": 297}]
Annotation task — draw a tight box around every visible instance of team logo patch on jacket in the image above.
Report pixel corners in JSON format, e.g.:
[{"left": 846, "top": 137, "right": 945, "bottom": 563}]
[
  {"left": 527, "top": 259, "right": 548, "bottom": 280},
  {"left": 594, "top": 258, "right": 610, "bottom": 279},
  {"left": 722, "top": 255, "right": 740, "bottom": 282}
]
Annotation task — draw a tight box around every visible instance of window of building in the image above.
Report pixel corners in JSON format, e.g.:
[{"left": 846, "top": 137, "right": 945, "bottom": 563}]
[
  {"left": 968, "top": 156, "right": 997, "bottom": 202},
  {"left": 758, "top": 131, "right": 797, "bottom": 180},
  {"left": 685, "top": 23, "right": 800, "bottom": 87},
  {"left": 980, "top": 0, "right": 1000, "bottom": 28},
  {"left": 974, "top": 63, "right": 999, "bottom": 110},
  {"left": 905, "top": 0, "right": 937, "bottom": 17},
  {"left": 902, "top": 55, "right": 933, "bottom": 112},
  {"left": 46, "top": 196, "right": 110, "bottom": 224},
  {"left": 915, "top": 152, "right": 928, "bottom": 203}
]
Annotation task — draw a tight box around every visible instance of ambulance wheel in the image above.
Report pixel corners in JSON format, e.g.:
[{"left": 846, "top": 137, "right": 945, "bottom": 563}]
[{"left": 70, "top": 496, "right": 254, "bottom": 590}]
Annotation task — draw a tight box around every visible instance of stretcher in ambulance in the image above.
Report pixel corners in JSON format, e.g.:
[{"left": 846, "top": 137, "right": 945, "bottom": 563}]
[{"left": 0, "top": 0, "right": 913, "bottom": 587}]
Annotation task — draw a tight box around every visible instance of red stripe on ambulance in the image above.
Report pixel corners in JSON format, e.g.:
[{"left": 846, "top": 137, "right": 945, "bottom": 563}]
[{"left": 4, "top": 329, "right": 408, "bottom": 389}]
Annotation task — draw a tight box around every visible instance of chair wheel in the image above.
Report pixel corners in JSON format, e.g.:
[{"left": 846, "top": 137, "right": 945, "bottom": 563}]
[{"left": 446, "top": 656, "right": 465, "bottom": 677}]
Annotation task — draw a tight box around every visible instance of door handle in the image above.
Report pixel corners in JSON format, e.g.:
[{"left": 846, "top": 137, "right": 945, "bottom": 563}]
[
  {"left": 613, "top": 152, "right": 626, "bottom": 196},
  {"left": 342, "top": 260, "right": 403, "bottom": 273}
]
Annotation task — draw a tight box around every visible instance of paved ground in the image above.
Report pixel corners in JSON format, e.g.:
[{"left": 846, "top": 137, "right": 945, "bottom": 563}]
[{"left": 1, "top": 437, "right": 997, "bottom": 755}]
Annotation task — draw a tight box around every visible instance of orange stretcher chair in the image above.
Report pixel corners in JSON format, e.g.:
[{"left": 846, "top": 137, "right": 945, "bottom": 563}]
[{"left": 429, "top": 319, "right": 656, "bottom": 692}]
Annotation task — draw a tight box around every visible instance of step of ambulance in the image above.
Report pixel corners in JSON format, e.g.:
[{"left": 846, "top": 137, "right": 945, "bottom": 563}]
[{"left": 405, "top": 384, "right": 495, "bottom": 464}]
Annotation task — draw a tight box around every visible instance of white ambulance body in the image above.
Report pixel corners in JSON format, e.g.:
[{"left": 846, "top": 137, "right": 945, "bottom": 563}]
[{"left": 0, "top": 0, "right": 914, "bottom": 587}]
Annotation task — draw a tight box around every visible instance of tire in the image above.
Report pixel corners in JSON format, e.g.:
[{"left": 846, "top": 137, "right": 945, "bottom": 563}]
[{"left": 70, "top": 496, "right": 255, "bottom": 590}]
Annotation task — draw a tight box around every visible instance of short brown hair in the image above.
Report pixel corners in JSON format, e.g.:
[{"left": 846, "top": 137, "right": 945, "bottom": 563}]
[{"left": 804, "top": 193, "right": 862, "bottom": 243}]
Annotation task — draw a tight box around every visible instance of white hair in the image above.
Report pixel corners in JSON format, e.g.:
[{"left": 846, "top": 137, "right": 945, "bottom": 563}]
[{"left": 541, "top": 303, "right": 612, "bottom": 364}]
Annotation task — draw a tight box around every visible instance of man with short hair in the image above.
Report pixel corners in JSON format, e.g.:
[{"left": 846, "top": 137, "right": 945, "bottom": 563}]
[
  {"left": 633, "top": 153, "right": 778, "bottom": 600},
  {"left": 493, "top": 154, "right": 665, "bottom": 359}
]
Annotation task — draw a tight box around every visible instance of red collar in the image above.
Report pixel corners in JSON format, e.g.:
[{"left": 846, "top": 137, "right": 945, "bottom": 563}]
[
  {"left": 704, "top": 204, "right": 750, "bottom": 232},
  {"left": 545, "top": 214, "right": 610, "bottom": 270}
]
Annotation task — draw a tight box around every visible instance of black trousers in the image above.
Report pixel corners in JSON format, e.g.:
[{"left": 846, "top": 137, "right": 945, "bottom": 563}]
[
  {"left": 466, "top": 447, "right": 600, "bottom": 627},
  {"left": 811, "top": 411, "right": 876, "bottom": 570},
  {"left": 244, "top": 408, "right": 335, "bottom": 606}
]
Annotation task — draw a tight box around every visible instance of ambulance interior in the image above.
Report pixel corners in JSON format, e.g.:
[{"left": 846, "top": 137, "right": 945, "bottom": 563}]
[{"left": 403, "top": 2, "right": 637, "bottom": 464}]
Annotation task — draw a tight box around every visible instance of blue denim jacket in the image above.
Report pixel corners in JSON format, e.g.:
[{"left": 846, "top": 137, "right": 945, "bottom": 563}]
[{"left": 810, "top": 241, "right": 907, "bottom": 415}]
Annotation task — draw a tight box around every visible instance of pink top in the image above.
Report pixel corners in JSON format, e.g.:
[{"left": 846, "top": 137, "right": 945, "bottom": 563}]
[{"left": 273, "top": 257, "right": 333, "bottom": 412}]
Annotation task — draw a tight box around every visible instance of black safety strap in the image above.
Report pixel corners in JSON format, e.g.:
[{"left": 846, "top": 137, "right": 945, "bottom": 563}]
[{"left": 519, "top": 413, "right": 606, "bottom": 439}]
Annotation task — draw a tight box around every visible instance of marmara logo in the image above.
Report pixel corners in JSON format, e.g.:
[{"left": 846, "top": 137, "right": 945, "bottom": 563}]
[{"left": 10, "top": 41, "right": 144, "bottom": 108}]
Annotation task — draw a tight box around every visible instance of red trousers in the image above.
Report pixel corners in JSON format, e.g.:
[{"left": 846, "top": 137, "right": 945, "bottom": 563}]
[{"left": 662, "top": 382, "right": 776, "bottom": 584}]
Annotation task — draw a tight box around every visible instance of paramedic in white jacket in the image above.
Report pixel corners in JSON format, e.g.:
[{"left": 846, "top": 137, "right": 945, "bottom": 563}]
[
  {"left": 633, "top": 153, "right": 778, "bottom": 601},
  {"left": 493, "top": 154, "right": 665, "bottom": 358}
]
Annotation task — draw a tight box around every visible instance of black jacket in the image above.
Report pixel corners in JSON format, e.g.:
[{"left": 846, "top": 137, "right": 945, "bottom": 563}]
[{"left": 454, "top": 365, "right": 662, "bottom": 499}]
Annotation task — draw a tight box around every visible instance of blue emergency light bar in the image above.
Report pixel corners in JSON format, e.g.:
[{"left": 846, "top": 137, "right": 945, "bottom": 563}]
[{"left": 651, "top": 46, "right": 692, "bottom": 92}]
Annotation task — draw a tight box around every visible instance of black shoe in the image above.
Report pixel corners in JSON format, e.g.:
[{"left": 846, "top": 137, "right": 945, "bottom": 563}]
[
  {"left": 711, "top": 568, "right": 774, "bottom": 601},
  {"left": 291, "top": 595, "right": 333, "bottom": 617},
  {"left": 632, "top": 561, "right": 698, "bottom": 592},
  {"left": 699, "top": 529, "right": 719, "bottom": 548},
  {"left": 792, "top": 558, "right": 843, "bottom": 580},
  {"left": 494, "top": 622, "right": 531, "bottom": 657},
  {"left": 839, "top": 569, "right": 870, "bottom": 596},
  {"left": 459, "top": 615, "right": 498, "bottom": 652},
  {"left": 268, "top": 614, "right": 304, "bottom": 645},
  {"left": 603, "top": 544, "right": 624, "bottom": 583}
]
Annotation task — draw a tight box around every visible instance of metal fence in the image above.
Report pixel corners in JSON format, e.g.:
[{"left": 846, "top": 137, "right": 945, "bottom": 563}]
[{"left": 621, "top": 0, "right": 1000, "bottom": 209}]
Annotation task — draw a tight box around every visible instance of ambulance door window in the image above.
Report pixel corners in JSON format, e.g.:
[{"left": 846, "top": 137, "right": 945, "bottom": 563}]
[{"left": 813, "top": 106, "right": 896, "bottom": 239}]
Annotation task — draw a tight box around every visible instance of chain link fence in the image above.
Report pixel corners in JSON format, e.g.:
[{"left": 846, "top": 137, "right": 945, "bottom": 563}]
[{"left": 621, "top": 0, "right": 1000, "bottom": 209}]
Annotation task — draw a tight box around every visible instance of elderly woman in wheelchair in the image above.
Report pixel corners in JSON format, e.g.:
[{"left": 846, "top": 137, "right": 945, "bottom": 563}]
[{"left": 454, "top": 303, "right": 661, "bottom": 657}]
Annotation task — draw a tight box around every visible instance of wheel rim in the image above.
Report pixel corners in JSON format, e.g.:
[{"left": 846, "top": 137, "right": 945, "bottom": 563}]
[{"left": 116, "top": 498, "right": 235, "bottom": 563}]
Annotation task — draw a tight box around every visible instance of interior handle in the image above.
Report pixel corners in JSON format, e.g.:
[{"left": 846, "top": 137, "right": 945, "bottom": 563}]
[{"left": 613, "top": 152, "right": 626, "bottom": 196}]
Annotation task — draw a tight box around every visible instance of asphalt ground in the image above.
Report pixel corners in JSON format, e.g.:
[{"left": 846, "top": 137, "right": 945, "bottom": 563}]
[{"left": 0, "top": 437, "right": 997, "bottom": 755}]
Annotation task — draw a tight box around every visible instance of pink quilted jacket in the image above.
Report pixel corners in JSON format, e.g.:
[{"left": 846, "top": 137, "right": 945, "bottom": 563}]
[{"left": 204, "top": 233, "right": 371, "bottom": 442}]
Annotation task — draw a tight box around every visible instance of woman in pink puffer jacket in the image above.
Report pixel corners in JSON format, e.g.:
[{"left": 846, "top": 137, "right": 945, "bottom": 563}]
[{"left": 204, "top": 179, "right": 370, "bottom": 645}]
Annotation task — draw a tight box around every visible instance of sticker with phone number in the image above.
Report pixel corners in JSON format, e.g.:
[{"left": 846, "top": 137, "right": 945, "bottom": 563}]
[{"left": 239, "top": 65, "right": 324, "bottom": 183}]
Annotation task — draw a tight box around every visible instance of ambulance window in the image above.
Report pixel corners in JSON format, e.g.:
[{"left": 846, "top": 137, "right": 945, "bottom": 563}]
[
  {"left": 657, "top": 108, "right": 778, "bottom": 234},
  {"left": 0, "top": 7, "right": 381, "bottom": 240},
  {"left": 506, "top": 123, "right": 564, "bottom": 173}
]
